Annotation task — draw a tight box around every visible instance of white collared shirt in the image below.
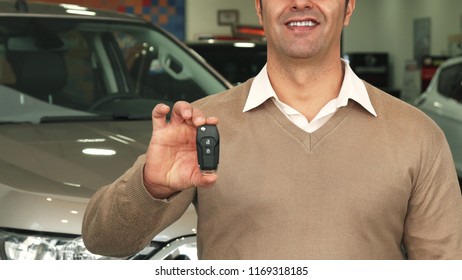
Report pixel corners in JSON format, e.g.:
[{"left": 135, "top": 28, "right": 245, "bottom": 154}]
[{"left": 243, "top": 60, "right": 377, "bottom": 133}]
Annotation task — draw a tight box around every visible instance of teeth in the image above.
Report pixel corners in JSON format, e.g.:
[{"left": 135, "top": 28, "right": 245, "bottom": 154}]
[{"left": 288, "top": 21, "right": 317, "bottom": 27}]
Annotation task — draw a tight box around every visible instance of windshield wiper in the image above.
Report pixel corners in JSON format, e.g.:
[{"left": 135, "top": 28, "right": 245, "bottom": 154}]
[{"left": 39, "top": 114, "right": 150, "bottom": 123}]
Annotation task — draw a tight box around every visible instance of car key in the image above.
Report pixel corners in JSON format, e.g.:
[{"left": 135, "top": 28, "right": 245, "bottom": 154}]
[{"left": 196, "top": 124, "right": 220, "bottom": 175}]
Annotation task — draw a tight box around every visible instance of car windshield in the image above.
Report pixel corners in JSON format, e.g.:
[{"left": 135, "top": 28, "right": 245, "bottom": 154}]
[{"left": 0, "top": 17, "right": 228, "bottom": 124}]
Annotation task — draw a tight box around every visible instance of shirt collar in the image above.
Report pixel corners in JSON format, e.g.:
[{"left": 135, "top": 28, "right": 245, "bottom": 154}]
[{"left": 243, "top": 59, "right": 377, "bottom": 117}]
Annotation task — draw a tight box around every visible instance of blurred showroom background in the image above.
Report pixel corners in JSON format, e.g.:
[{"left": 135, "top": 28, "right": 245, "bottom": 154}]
[{"left": 29, "top": 0, "right": 462, "bottom": 101}]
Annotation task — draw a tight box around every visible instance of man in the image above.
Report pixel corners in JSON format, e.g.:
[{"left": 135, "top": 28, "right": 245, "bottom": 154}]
[{"left": 82, "top": 0, "right": 462, "bottom": 259}]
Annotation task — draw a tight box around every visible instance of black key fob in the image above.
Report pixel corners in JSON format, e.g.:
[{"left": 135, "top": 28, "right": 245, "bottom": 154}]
[{"left": 196, "top": 125, "right": 220, "bottom": 175}]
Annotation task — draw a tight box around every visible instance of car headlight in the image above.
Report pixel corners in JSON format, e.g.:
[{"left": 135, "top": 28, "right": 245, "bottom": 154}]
[
  {"left": 0, "top": 228, "right": 121, "bottom": 260},
  {"left": 0, "top": 228, "right": 197, "bottom": 260},
  {"left": 146, "top": 235, "right": 197, "bottom": 260}
]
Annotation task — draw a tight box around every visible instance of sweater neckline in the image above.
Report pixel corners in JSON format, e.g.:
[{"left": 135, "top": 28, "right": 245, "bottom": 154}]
[{"left": 263, "top": 98, "right": 356, "bottom": 151}]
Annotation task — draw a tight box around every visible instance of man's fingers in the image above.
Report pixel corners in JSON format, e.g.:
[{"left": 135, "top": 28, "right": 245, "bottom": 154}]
[
  {"left": 153, "top": 101, "right": 219, "bottom": 130},
  {"left": 195, "top": 173, "right": 218, "bottom": 188},
  {"left": 152, "top": 103, "right": 170, "bottom": 130},
  {"left": 191, "top": 106, "right": 206, "bottom": 126},
  {"left": 170, "top": 101, "right": 193, "bottom": 125},
  {"left": 205, "top": 116, "right": 219, "bottom": 125},
  {"left": 171, "top": 101, "right": 216, "bottom": 127}
]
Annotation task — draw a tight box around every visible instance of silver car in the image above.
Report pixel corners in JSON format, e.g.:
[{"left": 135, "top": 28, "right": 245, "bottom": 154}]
[
  {"left": 414, "top": 56, "right": 462, "bottom": 188},
  {"left": 0, "top": 1, "right": 230, "bottom": 260}
]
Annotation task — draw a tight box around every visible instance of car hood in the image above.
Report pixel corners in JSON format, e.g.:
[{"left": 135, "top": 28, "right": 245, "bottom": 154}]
[{"left": 0, "top": 121, "right": 197, "bottom": 239}]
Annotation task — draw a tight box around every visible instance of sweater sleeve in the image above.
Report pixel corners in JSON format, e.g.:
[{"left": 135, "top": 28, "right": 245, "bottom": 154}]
[
  {"left": 81, "top": 155, "right": 195, "bottom": 258},
  {"left": 404, "top": 133, "right": 462, "bottom": 259}
]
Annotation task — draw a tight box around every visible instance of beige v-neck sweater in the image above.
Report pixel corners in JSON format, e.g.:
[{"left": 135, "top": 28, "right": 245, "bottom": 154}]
[{"left": 82, "top": 79, "right": 462, "bottom": 259}]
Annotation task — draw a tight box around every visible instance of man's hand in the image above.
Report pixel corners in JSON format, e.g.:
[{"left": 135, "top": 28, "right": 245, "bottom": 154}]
[{"left": 143, "top": 101, "right": 219, "bottom": 199}]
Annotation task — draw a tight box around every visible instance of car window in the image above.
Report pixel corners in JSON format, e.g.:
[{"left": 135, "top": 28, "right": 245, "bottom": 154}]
[
  {"left": 0, "top": 18, "right": 227, "bottom": 124},
  {"left": 438, "top": 63, "right": 462, "bottom": 102}
]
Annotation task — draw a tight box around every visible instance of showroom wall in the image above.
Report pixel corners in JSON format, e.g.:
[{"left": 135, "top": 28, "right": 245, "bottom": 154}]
[
  {"left": 344, "top": 0, "right": 462, "bottom": 91},
  {"left": 185, "top": 0, "right": 259, "bottom": 40}
]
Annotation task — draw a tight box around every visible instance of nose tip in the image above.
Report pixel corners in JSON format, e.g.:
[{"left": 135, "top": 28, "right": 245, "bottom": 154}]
[{"left": 291, "top": 0, "right": 314, "bottom": 10}]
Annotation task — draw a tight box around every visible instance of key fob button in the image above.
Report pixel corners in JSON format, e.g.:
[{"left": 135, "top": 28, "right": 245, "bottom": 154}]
[{"left": 200, "top": 137, "right": 216, "bottom": 147}]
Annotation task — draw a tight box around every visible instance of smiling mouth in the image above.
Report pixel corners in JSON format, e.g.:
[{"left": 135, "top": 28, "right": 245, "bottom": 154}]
[{"left": 287, "top": 21, "right": 318, "bottom": 27}]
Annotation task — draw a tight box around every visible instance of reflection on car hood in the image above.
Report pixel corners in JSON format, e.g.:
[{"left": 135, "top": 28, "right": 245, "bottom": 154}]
[{"left": 0, "top": 121, "right": 197, "bottom": 239}]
